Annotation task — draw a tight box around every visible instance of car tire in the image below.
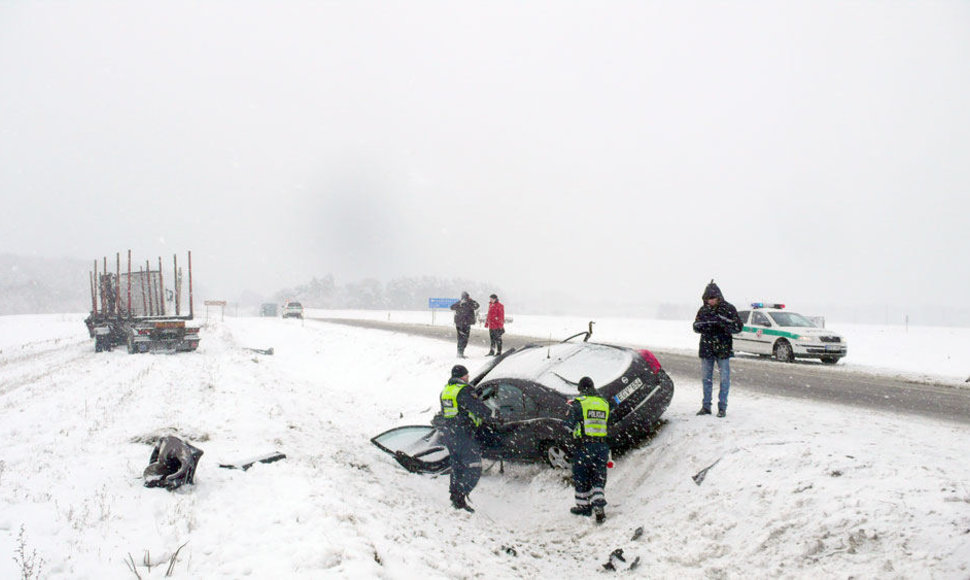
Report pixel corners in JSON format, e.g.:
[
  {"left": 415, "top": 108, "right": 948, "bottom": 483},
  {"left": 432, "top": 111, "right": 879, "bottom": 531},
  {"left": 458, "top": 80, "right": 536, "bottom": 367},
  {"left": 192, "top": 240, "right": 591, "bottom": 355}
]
[
  {"left": 820, "top": 356, "right": 840, "bottom": 364},
  {"left": 773, "top": 340, "right": 794, "bottom": 363},
  {"left": 541, "top": 441, "right": 572, "bottom": 470}
]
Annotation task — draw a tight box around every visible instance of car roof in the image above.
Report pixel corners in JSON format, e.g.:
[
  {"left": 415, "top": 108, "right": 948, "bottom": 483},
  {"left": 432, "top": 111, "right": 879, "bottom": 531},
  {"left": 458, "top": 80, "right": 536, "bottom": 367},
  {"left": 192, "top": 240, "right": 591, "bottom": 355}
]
[{"left": 485, "top": 342, "right": 634, "bottom": 396}]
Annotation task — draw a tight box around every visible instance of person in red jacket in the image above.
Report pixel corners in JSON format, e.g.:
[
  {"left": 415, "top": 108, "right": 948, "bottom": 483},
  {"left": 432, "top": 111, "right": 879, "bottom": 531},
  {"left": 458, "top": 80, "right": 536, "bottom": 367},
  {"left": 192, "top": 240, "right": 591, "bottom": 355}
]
[{"left": 485, "top": 294, "right": 505, "bottom": 356}]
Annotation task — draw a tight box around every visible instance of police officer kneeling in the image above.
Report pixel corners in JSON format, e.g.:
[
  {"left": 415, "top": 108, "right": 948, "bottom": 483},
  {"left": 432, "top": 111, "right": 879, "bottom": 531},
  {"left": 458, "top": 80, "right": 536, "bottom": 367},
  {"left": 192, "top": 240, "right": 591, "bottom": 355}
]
[
  {"left": 440, "top": 364, "right": 492, "bottom": 513},
  {"left": 563, "top": 376, "right": 611, "bottom": 523}
]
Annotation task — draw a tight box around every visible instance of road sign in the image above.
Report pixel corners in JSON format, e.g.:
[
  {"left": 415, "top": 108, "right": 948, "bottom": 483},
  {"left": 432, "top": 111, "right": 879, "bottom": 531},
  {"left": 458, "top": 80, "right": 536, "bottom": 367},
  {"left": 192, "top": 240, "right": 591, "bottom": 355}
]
[{"left": 428, "top": 298, "right": 458, "bottom": 309}]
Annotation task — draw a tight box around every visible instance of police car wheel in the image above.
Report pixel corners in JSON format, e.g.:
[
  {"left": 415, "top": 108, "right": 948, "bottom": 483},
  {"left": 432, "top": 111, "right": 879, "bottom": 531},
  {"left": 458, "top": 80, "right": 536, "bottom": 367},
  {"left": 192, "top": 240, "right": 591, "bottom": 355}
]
[
  {"left": 542, "top": 441, "right": 571, "bottom": 469},
  {"left": 773, "top": 340, "right": 794, "bottom": 363}
]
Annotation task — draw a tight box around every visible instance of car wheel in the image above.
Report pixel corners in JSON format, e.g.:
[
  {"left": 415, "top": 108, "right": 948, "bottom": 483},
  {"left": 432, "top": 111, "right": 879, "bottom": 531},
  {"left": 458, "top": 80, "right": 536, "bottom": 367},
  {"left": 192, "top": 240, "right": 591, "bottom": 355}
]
[
  {"left": 773, "top": 340, "right": 794, "bottom": 363},
  {"left": 820, "top": 356, "right": 840, "bottom": 364},
  {"left": 541, "top": 441, "right": 572, "bottom": 469}
]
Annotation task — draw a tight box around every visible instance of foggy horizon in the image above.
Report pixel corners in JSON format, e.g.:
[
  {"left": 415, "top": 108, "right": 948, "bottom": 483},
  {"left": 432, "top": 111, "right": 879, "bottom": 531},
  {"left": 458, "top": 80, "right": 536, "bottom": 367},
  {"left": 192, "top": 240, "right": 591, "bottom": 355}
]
[{"left": 2, "top": 2, "right": 968, "bottom": 320}]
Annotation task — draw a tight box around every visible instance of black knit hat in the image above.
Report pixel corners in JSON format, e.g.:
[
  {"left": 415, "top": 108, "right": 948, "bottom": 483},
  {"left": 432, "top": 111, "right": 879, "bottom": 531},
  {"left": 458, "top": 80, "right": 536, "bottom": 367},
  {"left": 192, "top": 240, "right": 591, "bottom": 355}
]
[
  {"left": 578, "top": 376, "right": 595, "bottom": 394},
  {"left": 451, "top": 364, "right": 469, "bottom": 378}
]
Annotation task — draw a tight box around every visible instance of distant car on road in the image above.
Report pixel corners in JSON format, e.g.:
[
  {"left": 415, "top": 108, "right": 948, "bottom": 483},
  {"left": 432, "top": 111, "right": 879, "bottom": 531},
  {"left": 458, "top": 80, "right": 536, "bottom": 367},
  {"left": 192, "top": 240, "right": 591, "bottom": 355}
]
[
  {"left": 260, "top": 303, "right": 278, "bottom": 317},
  {"left": 281, "top": 301, "right": 304, "bottom": 319},
  {"left": 735, "top": 303, "right": 847, "bottom": 364},
  {"left": 372, "top": 326, "right": 674, "bottom": 472}
]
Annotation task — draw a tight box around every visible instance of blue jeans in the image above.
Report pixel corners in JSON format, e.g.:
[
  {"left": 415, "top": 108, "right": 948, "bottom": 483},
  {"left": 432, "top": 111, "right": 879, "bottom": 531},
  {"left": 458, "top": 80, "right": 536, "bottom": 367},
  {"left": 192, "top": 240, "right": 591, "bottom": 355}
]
[{"left": 701, "top": 357, "right": 731, "bottom": 412}]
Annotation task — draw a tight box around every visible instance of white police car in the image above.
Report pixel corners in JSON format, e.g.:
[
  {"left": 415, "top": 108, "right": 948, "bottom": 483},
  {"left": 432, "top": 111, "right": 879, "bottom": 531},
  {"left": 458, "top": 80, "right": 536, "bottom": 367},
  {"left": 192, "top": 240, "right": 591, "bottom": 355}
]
[{"left": 735, "top": 303, "right": 847, "bottom": 364}]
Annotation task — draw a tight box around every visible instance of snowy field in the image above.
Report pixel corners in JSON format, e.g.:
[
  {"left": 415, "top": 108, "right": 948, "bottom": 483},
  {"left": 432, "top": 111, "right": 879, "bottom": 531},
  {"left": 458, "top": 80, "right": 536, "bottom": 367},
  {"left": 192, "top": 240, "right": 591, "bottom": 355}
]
[{"left": 0, "top": 311, "right": 968, "bottom": 579}]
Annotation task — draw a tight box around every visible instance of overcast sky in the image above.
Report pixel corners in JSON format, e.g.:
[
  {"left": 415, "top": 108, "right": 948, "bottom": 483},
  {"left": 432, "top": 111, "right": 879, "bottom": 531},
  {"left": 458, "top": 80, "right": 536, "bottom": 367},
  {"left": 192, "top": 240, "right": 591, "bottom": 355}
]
[{"left": 1, "top": 1, "right": 968, "bottom": 312}]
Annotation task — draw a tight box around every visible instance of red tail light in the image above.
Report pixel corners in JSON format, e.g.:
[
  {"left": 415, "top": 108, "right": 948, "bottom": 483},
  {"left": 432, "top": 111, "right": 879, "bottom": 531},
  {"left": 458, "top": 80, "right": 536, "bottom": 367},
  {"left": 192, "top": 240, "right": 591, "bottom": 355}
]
[{"left": 638, "top": 349, "right": 662, "bottom": 373}]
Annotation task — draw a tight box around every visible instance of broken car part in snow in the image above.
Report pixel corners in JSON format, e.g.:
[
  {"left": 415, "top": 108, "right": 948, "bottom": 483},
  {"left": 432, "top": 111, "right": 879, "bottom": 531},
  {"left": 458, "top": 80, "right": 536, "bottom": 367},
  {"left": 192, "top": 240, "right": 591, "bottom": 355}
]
[
  {"left": 143, "top": 436, "right": 204, "bottom": 490},
  {"left": 218, "top": 452, "right": 287, "bottom": 471},
  {"left": 245, "top": 347, "right": 274, "bottom": 355},
  {"left": 692, "top": 458, "right": 721, "bottom": 486}
]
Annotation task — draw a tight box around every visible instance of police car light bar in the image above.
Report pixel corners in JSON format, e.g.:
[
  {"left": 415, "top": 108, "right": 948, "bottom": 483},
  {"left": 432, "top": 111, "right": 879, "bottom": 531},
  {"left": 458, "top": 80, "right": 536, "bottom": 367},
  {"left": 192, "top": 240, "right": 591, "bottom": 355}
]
[{"left": 751, "top": 302, "right": 785, "bottom": 309}]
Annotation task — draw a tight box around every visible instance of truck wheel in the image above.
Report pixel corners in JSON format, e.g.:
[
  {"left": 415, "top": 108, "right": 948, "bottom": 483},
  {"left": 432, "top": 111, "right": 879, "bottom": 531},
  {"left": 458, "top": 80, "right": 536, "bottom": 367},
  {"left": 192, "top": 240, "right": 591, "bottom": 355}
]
[
  {"left": 95, "top": 336, "right": 103, "bottom": 352},
  {"left": 773, "top": 340, "right": 794, "bottom": 363}
]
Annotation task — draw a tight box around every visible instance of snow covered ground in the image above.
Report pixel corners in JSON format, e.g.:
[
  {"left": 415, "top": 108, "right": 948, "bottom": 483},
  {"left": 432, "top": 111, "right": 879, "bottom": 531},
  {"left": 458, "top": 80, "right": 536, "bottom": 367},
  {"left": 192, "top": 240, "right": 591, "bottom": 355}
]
[{"left": 0, "top": 311, "right": 968, "bottom": 578}]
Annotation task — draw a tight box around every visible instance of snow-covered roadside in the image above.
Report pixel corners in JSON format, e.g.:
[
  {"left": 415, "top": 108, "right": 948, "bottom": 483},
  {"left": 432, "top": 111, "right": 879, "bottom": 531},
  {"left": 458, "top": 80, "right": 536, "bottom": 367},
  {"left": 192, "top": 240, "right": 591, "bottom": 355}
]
[
  {"left": 0, "top": 314, "right": 968, "bottom": 578},
  {"left": 313, "top": 309, "right": 970, "bottom": 384}
]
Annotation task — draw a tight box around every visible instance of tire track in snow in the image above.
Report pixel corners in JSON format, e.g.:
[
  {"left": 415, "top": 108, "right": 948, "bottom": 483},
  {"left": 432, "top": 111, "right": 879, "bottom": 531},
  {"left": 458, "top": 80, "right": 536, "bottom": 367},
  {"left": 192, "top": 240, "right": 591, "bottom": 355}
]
[{"left": 0, "top": 339, "right": 91, "bottom": 396}]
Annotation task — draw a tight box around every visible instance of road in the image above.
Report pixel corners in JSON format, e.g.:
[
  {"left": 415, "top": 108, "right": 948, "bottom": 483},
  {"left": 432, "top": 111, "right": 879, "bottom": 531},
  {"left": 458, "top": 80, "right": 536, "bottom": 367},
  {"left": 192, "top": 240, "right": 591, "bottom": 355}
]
[{"left": 312, "top": 316, "right": 970, "bottom": 426}]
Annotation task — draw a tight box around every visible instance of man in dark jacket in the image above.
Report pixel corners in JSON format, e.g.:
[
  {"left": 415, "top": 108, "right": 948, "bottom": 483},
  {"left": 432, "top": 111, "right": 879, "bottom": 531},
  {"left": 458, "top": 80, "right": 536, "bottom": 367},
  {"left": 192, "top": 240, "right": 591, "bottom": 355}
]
[
  {"left": 440, "top": 364, "right": 492, "bottom": 512},
  {"left": 563, "top": 376, "right": 611, "bottom": 523},
  {"left": 484, "top": 294, "right": 505, "bottom": 356},
  {"left": 693, "top": 280, "right": 743, "bottom": 417},
  {"left": 450, "top": 291, "right": 479, "bottom": 358}
]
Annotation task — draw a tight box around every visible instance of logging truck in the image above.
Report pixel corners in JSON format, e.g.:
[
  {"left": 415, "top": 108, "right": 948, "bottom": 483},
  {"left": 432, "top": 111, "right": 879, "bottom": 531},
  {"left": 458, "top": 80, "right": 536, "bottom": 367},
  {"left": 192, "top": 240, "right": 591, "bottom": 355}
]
[{"left": 84, "top": 251, "right": 200, "bottom": 353}]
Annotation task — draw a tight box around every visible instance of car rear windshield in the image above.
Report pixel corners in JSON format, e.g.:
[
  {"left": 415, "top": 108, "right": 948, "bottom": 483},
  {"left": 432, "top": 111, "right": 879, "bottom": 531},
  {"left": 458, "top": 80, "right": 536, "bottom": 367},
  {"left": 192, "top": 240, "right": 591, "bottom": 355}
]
[
  {"left": 288, "top": 303, "right": 302, "bottom": 308},
  {"left": 488, "top": 343, "right": 633, "bottom": 395},
  {"left": 768, "top": 312, "right": 815, "bottom": 327}
]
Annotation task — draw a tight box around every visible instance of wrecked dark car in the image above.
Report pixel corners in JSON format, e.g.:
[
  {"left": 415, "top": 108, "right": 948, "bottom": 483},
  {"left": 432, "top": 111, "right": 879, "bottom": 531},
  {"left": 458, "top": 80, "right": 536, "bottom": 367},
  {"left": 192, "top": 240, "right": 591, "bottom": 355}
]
[{"left": 372, "top": 328, "right": 674, "bottom": 473}]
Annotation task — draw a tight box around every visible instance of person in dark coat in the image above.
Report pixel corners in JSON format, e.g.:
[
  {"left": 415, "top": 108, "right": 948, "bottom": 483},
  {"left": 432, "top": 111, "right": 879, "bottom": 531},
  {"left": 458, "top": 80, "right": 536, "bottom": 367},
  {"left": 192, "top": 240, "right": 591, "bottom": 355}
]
[
  {"left": 484, "top": 294, "right": 505, "bottom": 356},
  {"left": 450, "top": 291, "right": 479, "bottom": 358},
  {"left": 143, "top": 435, "right": 204, "bottom": 490},
  {"left": 440, "top": 364, "right": 492, "bottom": 512},
  {"left": 693, "top": 280, "right": 743, "bottom": 417},
  {"left": 563, "top": 377, "right": 611, "bottom": 523}
]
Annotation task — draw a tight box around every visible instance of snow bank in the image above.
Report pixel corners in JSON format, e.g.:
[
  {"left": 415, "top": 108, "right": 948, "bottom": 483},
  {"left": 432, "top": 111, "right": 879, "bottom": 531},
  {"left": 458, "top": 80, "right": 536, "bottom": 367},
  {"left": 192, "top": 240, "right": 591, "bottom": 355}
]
[{"left": 0, "top": 313, "right": 967, "bottom": 578}]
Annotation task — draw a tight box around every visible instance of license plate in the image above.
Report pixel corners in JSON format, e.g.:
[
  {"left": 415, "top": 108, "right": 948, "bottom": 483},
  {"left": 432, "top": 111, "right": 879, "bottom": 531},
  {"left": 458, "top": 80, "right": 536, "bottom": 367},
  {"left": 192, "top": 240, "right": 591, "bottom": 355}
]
[{"left": 613, "top": 377, "right": 644, "bottom": 404}]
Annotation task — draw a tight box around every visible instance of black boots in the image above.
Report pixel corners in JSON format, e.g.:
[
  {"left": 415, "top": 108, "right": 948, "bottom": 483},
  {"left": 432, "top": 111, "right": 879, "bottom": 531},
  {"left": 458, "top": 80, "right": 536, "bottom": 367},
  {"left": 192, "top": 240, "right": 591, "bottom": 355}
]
[
  {"left": 571, "top": 505, "right": 605, "bottom": 522},
  {"left": 451, "top": 493, "right": 474, "bottom": 513},
  {"left": 696, "top": 408, "right": 712, "bottom": 415}
]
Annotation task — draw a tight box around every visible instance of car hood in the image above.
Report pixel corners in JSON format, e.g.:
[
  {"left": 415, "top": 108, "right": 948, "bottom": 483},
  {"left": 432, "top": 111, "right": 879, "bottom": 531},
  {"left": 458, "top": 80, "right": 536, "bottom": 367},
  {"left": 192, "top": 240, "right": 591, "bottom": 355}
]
[{"left": 786, "top": 328, "right": 844, "bottom": 339}]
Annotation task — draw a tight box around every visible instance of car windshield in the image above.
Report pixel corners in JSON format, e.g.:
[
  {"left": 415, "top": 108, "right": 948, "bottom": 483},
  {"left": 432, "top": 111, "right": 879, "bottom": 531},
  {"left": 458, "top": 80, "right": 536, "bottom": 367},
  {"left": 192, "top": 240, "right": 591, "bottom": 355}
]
[
  {"left": 768, "top": 311, "right": 816, "bottom": 328},
  {"left": 486, "top": 343, "right": 632, "bottom": 395}
]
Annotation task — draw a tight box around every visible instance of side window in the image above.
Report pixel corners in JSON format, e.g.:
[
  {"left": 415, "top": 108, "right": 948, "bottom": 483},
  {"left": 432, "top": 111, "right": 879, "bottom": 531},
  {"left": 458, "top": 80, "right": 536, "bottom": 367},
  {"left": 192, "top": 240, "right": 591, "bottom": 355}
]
[
  {"left": 738, "top": 311, "right": 750, "bottom": 324},
  {"left": 521, "top": 392, "right": 538, "bottom": 416},
  {"left": 751, "top": 312, "right": 771, "bottom": 326},
  {"left": 492, "top": 383, "right": 527, "bottom": 420}
]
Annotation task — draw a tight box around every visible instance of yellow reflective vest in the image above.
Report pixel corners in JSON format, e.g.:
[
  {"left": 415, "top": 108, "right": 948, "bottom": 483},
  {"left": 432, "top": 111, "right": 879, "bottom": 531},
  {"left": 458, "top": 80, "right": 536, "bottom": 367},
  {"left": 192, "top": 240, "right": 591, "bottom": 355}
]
[
  {"left": 440, "top": 381, "right": 482, "bottom": 427},
  {"left": 573, "top": 395, "right": 609, "bottom": 438}
]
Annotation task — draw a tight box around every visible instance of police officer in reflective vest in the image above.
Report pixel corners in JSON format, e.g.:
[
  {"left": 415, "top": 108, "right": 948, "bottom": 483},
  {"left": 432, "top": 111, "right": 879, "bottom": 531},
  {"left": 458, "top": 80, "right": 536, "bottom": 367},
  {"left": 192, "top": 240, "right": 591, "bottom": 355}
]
[
  {"left": 440, "top": 364, "right": 491, "bottom": 512},
  {"left": 563, "top": 376, "right": 611, "bottom": 522}
]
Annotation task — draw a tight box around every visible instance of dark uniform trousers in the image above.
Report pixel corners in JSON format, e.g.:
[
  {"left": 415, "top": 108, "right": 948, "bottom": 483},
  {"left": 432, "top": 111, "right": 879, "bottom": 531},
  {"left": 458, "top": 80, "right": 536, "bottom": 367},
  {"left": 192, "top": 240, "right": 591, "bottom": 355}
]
[
  {"left": 444, "top": 428, "right": 482, "bottom": 500},
  {"left": 572, "top": 440, "right": 609, "bottom": 508}
]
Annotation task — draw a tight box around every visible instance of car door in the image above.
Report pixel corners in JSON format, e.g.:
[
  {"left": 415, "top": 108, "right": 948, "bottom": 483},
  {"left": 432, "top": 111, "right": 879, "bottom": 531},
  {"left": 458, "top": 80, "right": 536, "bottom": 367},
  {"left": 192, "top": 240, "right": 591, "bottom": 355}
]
[
  {"left": 744, "top": 310, "right": 775, "bottom": 355},
  {"left": 370, "top": 425, "right": 451, "bottom": 474},
  {"left": 734, "top": 310, "right": 756, "bottom": 353}
]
